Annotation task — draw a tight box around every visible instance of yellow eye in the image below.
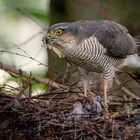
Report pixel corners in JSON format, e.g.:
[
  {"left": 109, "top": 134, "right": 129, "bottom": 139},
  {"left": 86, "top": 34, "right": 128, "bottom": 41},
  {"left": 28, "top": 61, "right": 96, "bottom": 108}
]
[
  {"left": 47, "top": 32, "right": 51, "bottom": 38},
  {"left": 55, "top": 29, "right": 63, "bottom": 36}
]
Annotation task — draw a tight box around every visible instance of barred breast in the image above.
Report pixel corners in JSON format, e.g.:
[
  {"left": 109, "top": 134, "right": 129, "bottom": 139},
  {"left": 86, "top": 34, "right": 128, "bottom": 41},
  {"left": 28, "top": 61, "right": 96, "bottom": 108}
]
[{"left": 64, "top": 36, "right": 123, "bottom": 73}]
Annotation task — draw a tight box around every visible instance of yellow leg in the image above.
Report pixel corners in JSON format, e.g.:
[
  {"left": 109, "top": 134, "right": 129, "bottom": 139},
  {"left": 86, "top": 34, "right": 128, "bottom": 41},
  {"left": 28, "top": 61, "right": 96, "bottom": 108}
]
[
  {"left": 83, "top": 79, "right": 88, "bottom": 97},
  {"left": 104, "top": 81, "right": 109, "bottom": 113},
  {"left": 78, "top": 68, "right": 88, "bottom": 97},
  {"left": 104, "top": 80, "right": 108, "bottom": 105}
]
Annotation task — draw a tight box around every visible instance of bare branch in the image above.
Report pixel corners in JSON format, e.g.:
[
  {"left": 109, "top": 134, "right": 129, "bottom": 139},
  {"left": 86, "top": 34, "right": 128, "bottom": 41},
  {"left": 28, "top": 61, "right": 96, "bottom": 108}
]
[
  {"left": 0, "top": 61, "right": 66, "bottom": 89},
  {"left": 0, "top": 49, "right": 58, "bottom": 74},
  {"left": 114, "top": 77, "right": 140, "bottom": 100}
]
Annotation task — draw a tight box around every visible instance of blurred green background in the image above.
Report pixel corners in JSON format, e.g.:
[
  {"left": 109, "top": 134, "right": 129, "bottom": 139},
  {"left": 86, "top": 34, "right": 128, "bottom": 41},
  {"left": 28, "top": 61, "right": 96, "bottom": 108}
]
[{"left": 0, "top": 0, "right": 140, "bottom": 83}]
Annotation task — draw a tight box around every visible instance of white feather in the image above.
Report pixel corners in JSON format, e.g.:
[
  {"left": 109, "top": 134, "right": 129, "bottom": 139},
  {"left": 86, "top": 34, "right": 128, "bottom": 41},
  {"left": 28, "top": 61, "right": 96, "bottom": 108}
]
[
  {"left": 122, "top": 54, "right": 140, "bottom": 68},
  {"left": 120, "top": 54, "right": 140, "bottom": 74}
]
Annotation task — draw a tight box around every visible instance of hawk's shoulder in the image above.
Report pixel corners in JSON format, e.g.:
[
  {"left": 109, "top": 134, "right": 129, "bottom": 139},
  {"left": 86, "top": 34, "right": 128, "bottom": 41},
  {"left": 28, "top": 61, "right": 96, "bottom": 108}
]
[{"left": 77, "top": 20, "right": 137, "bottom": 58}]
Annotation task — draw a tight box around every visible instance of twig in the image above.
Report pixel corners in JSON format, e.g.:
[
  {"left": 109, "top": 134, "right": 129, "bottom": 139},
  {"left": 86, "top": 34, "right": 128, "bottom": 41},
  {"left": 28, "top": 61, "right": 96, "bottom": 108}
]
[
  {"left": 16, "top": 30, "right": 45, "bottom": 46},
  {"left": 115, "top": 77, "right": 140, "bottom": 100},
  {"left": 7, "top": 3, "right": 45, "bottom": 29},
  {"left": 0, "top": 61, "right": 67, "bottom": 89},
  {"left": 0, "top": 50, "right": 58, "bottom": 74},
  {"left": 0, "top": 83, "right": 28, "bottom": 112}
]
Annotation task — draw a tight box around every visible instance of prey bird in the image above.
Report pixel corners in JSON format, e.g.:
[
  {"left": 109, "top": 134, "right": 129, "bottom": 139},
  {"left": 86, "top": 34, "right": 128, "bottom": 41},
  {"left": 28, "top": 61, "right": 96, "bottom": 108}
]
[{"left": 43, "top": 20, "right": 140, "bottom": 106}]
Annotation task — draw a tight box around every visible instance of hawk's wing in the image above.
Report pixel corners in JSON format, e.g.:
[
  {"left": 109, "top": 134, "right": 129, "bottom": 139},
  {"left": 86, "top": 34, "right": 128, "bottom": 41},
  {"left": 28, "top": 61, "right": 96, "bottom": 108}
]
[{"left": 75, "top": 20, "right": 137, "bottom": 58}]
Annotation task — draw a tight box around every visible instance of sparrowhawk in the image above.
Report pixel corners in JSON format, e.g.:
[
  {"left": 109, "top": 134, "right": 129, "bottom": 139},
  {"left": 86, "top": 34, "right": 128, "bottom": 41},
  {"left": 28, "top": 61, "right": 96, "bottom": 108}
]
[{"left": 43, "top": 20, "right": 140, "bottom": 105}]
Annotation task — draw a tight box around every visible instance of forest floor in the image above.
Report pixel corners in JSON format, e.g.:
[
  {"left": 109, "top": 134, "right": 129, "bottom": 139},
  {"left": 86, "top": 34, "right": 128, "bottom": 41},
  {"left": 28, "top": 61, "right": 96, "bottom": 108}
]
[{"left": 0, "top": 84, "right": 140, "bottom": 140}]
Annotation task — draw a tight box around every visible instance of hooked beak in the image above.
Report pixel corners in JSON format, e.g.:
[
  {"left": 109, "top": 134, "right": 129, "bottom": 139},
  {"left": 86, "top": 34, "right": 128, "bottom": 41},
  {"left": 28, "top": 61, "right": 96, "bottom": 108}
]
[
  {"left": 42, "top": 36, "right": 64, "bottom": 53},
  {"left": 42, "top": 36, "right": 62, "bottom": 48},
  {"left": 42, "top": 36, "right": 52, "bottom": 45},
  {"left": 42, "top": 36, "right": 65, "bottom": 58}
]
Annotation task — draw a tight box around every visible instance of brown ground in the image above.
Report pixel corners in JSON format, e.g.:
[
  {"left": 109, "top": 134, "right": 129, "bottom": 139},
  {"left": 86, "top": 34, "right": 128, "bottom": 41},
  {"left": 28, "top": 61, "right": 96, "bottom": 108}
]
[{"left": 0, "top": 85, "right": 140, "bottom": 140}]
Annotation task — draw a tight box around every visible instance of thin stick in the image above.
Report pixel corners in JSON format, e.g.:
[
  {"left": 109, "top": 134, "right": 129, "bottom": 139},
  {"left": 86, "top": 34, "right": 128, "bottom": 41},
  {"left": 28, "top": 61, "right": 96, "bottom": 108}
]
[{"left": 0, "top": 61, "right": 66, "bottom": 89}]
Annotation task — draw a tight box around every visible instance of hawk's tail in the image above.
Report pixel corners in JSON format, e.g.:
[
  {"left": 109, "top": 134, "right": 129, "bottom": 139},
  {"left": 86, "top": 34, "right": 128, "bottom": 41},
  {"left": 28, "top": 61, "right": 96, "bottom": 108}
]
[
  {"left": 122, "top": 37, "right": 140, "bottom": 74},
  {"left": 122, "top": 54, "right": 140, "bottom": 78},
  {"left": 122, "top": 54, "right": 140, "bottom": 73}
]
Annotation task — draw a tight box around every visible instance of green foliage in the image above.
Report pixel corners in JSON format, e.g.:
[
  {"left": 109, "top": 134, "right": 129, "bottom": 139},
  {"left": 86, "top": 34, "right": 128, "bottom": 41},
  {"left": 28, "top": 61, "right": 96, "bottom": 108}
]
[
  {"left": 11, "top": 107, "right": 18, "bottom": 112},
  {"left": 5, "top": 74, "right": 48, "bottom": 97},
  {"left": 25, "top": 8, "right": 48, "bottom": 21},
  {"left": 1, "top": 0, "right": 48, "bottom": 22}
]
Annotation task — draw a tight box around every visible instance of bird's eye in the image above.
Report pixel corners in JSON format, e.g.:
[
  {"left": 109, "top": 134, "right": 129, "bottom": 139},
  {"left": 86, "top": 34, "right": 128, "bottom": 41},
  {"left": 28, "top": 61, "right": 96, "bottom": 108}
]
[
  {"left": 47, "top": 32, "right": 51, "bottom": 38},
  {"left": 55, "top": 29, "right": 63, "bottom": 36}
]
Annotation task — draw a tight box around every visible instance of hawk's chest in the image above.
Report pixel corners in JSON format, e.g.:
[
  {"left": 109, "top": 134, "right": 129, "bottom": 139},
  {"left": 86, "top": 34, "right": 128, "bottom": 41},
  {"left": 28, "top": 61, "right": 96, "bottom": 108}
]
[{"left": 64, "top": 44, "right": 105, "bottom": 72}]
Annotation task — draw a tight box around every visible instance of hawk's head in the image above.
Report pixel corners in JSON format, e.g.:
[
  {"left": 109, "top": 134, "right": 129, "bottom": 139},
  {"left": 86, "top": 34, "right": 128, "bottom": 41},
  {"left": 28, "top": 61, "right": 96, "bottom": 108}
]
[
  {"left": 44, "top": 22, "right": 79, "bottom": 48},
  {"left": 43, "top": 21, "right": 94, "bottom": 57}
]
